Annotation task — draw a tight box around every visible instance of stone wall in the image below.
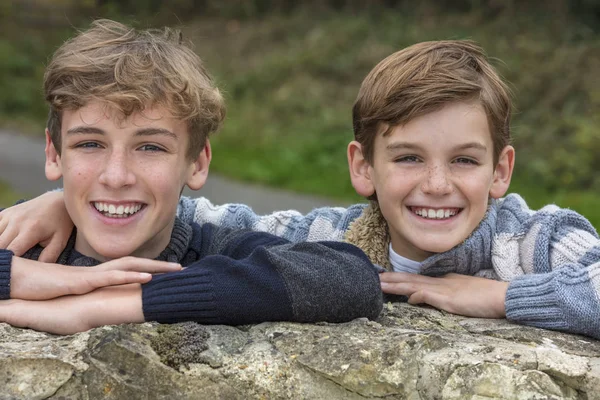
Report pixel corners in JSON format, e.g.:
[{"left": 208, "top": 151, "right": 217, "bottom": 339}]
[{"left": 1, "top": 303, "right": 599, "bottom": 399}]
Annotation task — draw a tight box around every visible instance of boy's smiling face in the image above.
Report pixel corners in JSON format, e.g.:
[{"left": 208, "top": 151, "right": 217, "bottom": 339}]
[
  {"left": 44, "top": 101, "right": 210, "bottom": 261},
  {"left": 349, "top": 101, "right": 514, "bottom": 261}
]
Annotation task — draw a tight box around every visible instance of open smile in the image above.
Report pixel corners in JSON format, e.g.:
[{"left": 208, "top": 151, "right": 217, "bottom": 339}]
[
  {"left": 92, "top": 201, "right": 147, "bottom": 219},
  {"left": 409, "top": 206, "right": 462, "bottom": 220}
]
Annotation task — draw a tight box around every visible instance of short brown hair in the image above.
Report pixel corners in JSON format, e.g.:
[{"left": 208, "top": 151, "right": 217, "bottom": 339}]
[
  {"left": 44, "top": 19, "right": 225, "bottom": 160},
  {"left": 352, "top": 40, "right": 512, "bottom": 165}
]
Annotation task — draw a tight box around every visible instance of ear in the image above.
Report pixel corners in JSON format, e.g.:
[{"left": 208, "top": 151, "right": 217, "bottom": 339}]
[
  {"left": 347, "top": 141, "right": 375, "bottom": 197},
  {"left": 186, "top": 140, "right": 212, "bottom": 190},
  {"left": 45, "top": 129, "right": 63, "bottom": 181},
  {"left": 489, "top": 145, "right": 515, "bottom": 199}
]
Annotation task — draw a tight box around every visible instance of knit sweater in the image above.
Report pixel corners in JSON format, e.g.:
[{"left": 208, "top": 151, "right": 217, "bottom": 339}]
[
  {"left": 0, "top": 218, "right": 383, "bottom": 325},
  {"left": 175, "top": 194, "right": 600, "bottom": 339}
]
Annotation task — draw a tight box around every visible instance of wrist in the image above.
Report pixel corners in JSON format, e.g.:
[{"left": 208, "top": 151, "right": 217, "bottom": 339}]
[
  {"left": 497, "top": 281, "right": 509, "bottom": 318},
  {"left": 86, "top": 284, "right": 144, "bottom": 328}
]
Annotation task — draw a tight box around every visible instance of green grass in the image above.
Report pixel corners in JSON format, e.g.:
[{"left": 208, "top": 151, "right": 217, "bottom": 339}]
[
  {"left": 0, "top": 6, "right": 598, "bottom": 231},
  {"left": 0, "top": 180, "right": 23, "bottom": 209},
  {"left": 188, "top": 11, "right": 599, "bottom": 230}
]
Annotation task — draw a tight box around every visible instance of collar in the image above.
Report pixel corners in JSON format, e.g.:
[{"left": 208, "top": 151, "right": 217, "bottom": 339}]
[
  {"left": 344, "top": 200, "right": 499, "bottom": 275},
  {"left": 58, "top": 217, "right": 193, "bottom": 267}
]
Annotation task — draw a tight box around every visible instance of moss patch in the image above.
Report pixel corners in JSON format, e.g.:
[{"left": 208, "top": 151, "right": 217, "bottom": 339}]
[{"left": 149, "top": 323, "right": 210, "bottom": 369}]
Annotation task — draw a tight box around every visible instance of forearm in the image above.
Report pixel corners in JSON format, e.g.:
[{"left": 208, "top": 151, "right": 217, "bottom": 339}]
[
  {"left": 0, "top": 284, "right": 143, "bottom": 335},
  {"left": 505, "top": 263, "right": 600, "bottom": 339},
  {"left": 176, "top": 196, "right": 365, "bottom": 242}
]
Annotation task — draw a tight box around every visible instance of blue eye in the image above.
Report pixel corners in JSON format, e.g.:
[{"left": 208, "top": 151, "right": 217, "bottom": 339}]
[
  {"left": 395, "top": 155, "right": 420, "bottom": 163},
  {"left": 139, "top": 144, "right": 165, "bottom": 152},
  {"left": 454, "top": 157, "right": 478, "bottom": 165},
  {"left": 76, "top": 142, "right": 101, "bottom": 149}
]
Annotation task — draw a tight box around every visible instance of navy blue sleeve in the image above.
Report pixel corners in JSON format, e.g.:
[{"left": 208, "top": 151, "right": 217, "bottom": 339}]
[
  {"left": 0, "top": 250, "right": 13, "bottom": 300},
  {"left": 142, "top": 224, "right": 382, "bottom": 325}
]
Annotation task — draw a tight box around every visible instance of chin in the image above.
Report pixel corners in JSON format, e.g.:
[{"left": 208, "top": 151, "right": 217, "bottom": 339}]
[
  {"left": 420, "top": 241, "right": 459, "bottom": 255},
  {"left": 92, "top": 243, "right": 139, "bottom": 261}
]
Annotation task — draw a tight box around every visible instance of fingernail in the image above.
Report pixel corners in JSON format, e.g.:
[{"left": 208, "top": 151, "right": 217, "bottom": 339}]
[
  {"left": 140, "top": 273, "right": 152, "bottom": 279},
  {"left": 169, "top": 263, "right": 182, "bottom": 268}
]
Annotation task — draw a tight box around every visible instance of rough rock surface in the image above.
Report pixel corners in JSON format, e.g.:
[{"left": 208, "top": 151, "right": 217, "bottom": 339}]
[{"left": 1, "top": 303, "right": 599, "bottom": 399}]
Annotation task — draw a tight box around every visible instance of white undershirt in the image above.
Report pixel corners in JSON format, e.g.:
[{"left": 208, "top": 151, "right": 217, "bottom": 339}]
[{"left": 389, "top": 243, "right": 422, "bottom": 274}]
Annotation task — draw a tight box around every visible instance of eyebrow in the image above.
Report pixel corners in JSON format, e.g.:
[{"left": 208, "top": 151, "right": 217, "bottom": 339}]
[
  {"left": 66, "top": 126, "right": 178, "bottom": 140},
  {"left": 386, "top": 141, "right": 487, "bottom": 152}
]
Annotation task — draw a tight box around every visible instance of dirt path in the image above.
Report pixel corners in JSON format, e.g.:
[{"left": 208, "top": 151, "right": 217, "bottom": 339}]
[{"left": 0, "top": 130, "right": 348, "bottom": 214}]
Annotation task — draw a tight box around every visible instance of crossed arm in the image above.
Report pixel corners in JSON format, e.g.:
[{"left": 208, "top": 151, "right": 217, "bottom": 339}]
[
  {"left": 4, "top": 192, "right": 600, "bottom": 340},
  {"left": 0, "top": 254, "right": 181, "bottom": 334},
  {"left": 0, "top": 196, "right": 383, "bottom": 334},
  {"left": 0, "top": 192, "right": 510, "bottom": 321}
]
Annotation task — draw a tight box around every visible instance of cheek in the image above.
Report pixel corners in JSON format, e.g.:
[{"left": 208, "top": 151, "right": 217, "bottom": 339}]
[
  {"left": 143, "top": 163, "right": 188, "bottom": 199},
  {"left": 61, "top": 160, "right": 96, "bottom": 186}
]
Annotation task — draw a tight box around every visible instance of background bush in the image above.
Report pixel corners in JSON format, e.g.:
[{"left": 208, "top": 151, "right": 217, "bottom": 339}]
[{"left": 0, "top": 0, "right": 598, "bottom": 227}]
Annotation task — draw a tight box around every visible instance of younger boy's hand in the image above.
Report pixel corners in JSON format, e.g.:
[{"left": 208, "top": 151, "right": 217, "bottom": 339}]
[
  {"left": 379, "top": 272, "right": 508, "bottom": 319},
  {"left": 10, "top": 256, "right": 182, "bottom": 301},
  {"left": 0, "top": 191, "right": 73, "bottom": 263}
]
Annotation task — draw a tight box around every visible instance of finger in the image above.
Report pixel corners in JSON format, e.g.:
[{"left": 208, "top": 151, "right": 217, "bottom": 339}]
[
  {"left": 380, "top": 281, "right": 422, "bottom": 296},
  {"left": 70, "top": 271, "right": 152, "bottom": 295},
  {"left": 99, "top": 257, "right": 182, "bottom": 274},
  {"left": 38, "top": 242, "right": 64, "bottom": 263},
  {"left": 0, "top": 222, "right": 18, "bottom": 249},
  {"left": 0, "top": 213, "right": 8, "bottom": 234},
  {"left": 3, "top": 229, "right": 31, "bottom": 257},
  {"left": 38, "top": 239, "right": 66, "bottom": 263},
  {"left": 380, "top": 272, "right": 442, "bottom": 285}
]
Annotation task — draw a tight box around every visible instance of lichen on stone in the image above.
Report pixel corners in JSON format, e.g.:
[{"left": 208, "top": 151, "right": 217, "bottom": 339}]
[{"left": 149, "top": 322, "right": 210, "bottom": 369}]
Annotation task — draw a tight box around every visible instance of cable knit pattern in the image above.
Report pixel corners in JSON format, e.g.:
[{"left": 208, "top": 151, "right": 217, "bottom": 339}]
[{"left": 176, "top": 193, "right": 600, "bottom": 338}]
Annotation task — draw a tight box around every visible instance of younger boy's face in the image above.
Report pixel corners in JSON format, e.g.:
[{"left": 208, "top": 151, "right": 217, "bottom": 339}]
[
  {"left": 349, "top": 101, "right": 514, "bottom": 261},
  {"left": 45, "top": 101, "right": 209, "bottom": 261}
]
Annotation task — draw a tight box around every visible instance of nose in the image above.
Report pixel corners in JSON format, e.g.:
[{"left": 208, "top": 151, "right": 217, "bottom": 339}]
[
  {"left": 98, "top": 150, "right": 136, "bottom": 189},
  {"left": 421, "top": 164, "right": 453, "bottom": 195}
]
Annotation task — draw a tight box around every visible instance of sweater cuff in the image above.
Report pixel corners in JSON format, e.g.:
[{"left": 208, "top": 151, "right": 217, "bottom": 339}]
[
  {"left": 505, "top": 273, "right": 568, "bottom": 330},
  {"left": 141, "top": 269, "right": 219, "bottom": 324},
  {"left": 0, "top": 250, "right": 13, "bottom": 300}
]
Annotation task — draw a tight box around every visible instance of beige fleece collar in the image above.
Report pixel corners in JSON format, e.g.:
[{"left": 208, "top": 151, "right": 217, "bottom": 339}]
[{"left": 343, "top": 201, "right": 391, "bottom": 270}]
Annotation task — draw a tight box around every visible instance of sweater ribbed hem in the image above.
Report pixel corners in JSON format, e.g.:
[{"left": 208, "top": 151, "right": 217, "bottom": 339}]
[
  {"left": 142, "top": 269, "right": 219, "bottom": 324},
  {"left": 0, "top": 250, "right": 13, "bottom": 300},
  {"left": 505, "top": 273, "right": 568, "bottom": 330}
]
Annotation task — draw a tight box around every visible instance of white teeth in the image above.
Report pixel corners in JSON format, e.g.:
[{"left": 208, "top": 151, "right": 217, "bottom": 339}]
[
  {"left": 93, "top": 202, "right": 144, "bottom": 218},
  {"left": 414, "top": 208, "right": 458, "bottom": 219}
]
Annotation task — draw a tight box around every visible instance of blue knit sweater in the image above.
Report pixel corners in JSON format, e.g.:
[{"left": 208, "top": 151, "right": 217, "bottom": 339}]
[
  {"left": 0, "top": 218, "right": 383, "bottom": 325},
  {"left": 174, "top": 194, "right": 600, "bottom": 339}
]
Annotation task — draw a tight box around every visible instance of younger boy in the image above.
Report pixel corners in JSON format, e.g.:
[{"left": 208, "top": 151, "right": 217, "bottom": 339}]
[
  {"left": 0, "top": 19, "right": 383, "bottom": 335},
  {"left": 4, "top": 40, "right": 600, "bottom": 339}
]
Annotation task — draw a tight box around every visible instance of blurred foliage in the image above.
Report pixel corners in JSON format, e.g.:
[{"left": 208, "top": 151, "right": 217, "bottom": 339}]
[
  {"left": 0, "top": 180, "right": 22, "bottom": 208},
  {"left": 0, "top": 0, "right": 598, "bottom": 228}
]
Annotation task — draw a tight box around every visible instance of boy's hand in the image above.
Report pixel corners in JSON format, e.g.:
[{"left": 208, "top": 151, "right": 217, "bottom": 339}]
[
  {"left": 379, "top": 272, "right": 508, "bottom": 319},
  {"left": 0, "top": 191, "right": 73, "bottom": 263},
  {"left": 10, "top": 256, "right": 181, "bottom": 301},
  {"left": 0, "top": 284, "right": 143, "bottom": 335}
]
